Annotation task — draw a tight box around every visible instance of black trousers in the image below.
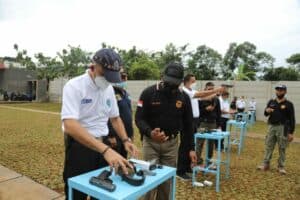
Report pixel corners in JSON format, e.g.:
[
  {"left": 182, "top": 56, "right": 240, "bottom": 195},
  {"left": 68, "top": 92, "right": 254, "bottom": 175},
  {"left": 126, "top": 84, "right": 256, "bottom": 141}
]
[
  {"left": 63, "top": 135, "right": 108, "bottom": 200},
  {"left": 177, "top": 118, "right": 199, "bottom": 174},
  {"left": 215, "top": 117, "right": 229, "bottom": 150}
]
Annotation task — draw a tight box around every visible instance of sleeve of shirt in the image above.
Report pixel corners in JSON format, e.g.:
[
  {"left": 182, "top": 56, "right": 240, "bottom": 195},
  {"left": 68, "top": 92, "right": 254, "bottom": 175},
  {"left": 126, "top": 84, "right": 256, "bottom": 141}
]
[
  {"left": 182, "top": 93, "right": 195, "bottom": 152},
  {"left": 135, "top": 88, "right": 152, "bottom": 138},
  {"left": 288, "top": 102, "right": 295, "bottom": 134},
  {"left": 61, "top": 83, "right": 81, "bottom": 121},
  {"left": 108, "top": 88, "right": 120, "bottom": 118},
  {"left": 215, "top": 98, "right": 222, "bottom": 127},
  {"left": 182, "top": 87, "right": 194, "bottom": 99},
  {"left": 264, "top": 99, "right": 272, "bottom": 117}
]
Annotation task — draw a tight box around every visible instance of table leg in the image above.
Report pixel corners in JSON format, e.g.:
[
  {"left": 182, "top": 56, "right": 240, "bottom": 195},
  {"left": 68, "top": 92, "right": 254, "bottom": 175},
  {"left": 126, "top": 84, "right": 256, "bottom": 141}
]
[
  {"left": 171, "top": 175, "right": 176, "bottom": 200},
  {"left": 68, "top": 186, "right": 73, "bottom": 200},
  {"left": 238, "top": 127, "right": 243, "bottom": 155},
  {"left": 216, "top": 138, "right": 221, "bottom": 192},
  {"left": 205, "top": 138, "right": 209, "bottom": 169},
  {"left": 226, "top": 135, "right": 230, "bottom": 179}
]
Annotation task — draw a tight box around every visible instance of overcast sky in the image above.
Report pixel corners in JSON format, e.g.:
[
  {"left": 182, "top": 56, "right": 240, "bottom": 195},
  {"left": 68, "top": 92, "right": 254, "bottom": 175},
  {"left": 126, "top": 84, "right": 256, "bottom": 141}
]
[{"left": 1, "top": 0, "right": 300, "bottom": 66}]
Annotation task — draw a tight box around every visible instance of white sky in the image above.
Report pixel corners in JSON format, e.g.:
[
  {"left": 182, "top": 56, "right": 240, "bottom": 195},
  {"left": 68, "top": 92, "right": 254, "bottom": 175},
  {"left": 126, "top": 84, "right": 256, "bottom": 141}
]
[{"left": 1, "top": 0, "right": 300, "bottom": 66}]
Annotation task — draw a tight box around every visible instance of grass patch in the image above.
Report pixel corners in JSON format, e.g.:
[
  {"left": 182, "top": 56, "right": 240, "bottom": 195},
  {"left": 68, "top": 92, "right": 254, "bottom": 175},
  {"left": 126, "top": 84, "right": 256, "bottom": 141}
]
[
  {"left": 1, "top": 102, "right": 61, "bottom": 112},
  {"left": 248, "top": 121, "right": 300, "bottom": 137},
  {"left": 0, "top": 103, "right": 299, "bottom": 199}
]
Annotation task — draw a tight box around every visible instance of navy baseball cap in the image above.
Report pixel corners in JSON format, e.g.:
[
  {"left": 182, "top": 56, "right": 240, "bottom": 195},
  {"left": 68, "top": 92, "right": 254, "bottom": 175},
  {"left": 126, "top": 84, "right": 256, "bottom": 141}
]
[
  {"left": 275, "top": 84, "right": 287, "bottom": 90},
  {"left": 163, "top": 62, "right": 184, "bottom": 85},
  {"left": 92, "top": 48, "right": 122, "bottom": 83}
]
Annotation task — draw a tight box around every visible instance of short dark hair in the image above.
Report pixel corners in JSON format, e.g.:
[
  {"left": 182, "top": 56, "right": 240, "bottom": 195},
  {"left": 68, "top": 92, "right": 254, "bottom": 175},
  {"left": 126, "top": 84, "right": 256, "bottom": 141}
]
[
  {"left": 222, "top": 91, "right": 229, "bottom": 96},
  {"left": 205, "top": 82, "right": 214, "bottom": 87},
  {"left": 183, "top": 74, "right": 195, "bottom": 84}
]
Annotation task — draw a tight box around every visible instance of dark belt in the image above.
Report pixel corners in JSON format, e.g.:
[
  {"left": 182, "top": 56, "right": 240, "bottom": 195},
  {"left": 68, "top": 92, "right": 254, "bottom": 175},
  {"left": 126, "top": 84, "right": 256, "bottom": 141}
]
[
  {"left": 201, "top": 119, "right": 216, "bottom": 123},
  {"left": 270, "top": 122, "right": 283, "bottom": 126}
]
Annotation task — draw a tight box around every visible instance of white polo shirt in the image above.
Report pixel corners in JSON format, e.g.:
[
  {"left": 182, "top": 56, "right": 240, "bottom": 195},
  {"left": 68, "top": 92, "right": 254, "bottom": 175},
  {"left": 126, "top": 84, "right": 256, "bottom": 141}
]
[
  {"left": 236, "top": 99, "right": 246, "bottom": 109},
  {"left": 61, "top": 72, "right": 119, "bottom": 137},
  {"left": 219, "top": 97, "right": 230, "bottom": 119},
  {"left": 248, "top": 100, "right": 256, "bottom": 111},
  {"left": 182, "top": 86, "right": 200, "bottom": 118}
]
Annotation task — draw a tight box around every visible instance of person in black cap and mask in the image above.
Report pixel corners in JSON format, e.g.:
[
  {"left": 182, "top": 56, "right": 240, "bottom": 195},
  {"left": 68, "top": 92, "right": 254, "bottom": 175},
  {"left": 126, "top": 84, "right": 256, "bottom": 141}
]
[
  {"left": 135, "top": 62, "right": 197, "bottom": 200},
  {"left": 257, "top": 84, "right": 295, "bottom": 175},
  {"left": 61, "top": 48, "right": 138, "bottom": 200}
]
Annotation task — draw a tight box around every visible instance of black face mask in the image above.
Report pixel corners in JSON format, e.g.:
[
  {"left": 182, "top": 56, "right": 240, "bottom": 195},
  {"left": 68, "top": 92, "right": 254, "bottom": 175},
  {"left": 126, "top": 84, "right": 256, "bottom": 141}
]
[
  {"left": 163, "top": 82, "right": 179, "bottom": 96},
  {"left": 276, "top": 94, "right": 285, "bottom": 99}
]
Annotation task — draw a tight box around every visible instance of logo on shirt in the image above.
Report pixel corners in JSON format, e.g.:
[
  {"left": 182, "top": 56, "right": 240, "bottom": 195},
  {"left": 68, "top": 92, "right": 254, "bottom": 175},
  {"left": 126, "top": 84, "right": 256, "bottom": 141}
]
[
  {"left": 281, "top": 105, "right": 286, "bottom": 109},
  {"left": 81, "top": 98, "right": 92, "bottom": 104},
  {"left": 176, "top": 100, "right": 183, "bottom": 108},
  {"left": 106, "top": 99, "right": 112, "bottom": 108}
]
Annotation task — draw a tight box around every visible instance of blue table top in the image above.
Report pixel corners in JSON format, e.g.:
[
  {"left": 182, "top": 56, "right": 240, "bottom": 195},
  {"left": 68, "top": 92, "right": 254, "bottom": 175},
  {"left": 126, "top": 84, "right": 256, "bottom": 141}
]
[
  {"left": 194, "top": 131, "right": 230, "bottom": 139},
  {"left": 68, "top": 165, "right": 176, "bottom": 200}
]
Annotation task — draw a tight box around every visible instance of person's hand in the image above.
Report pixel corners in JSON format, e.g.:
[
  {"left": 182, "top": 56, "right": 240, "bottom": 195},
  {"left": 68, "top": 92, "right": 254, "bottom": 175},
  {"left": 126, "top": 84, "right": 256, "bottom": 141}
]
[
  {"left": 103, "top": 147, "right": 133, "bottom": 174},
  {"left": 107, "top": 137, "right": 117, "bottom": 148},
  {"left": 265, "top": 107, "right": 274, "bottom": 113},
  {"left": 287, "top": 134, "right": 294, "bottom": 142},
  {"left": 124, "top": 141, "right": 139, "bottom": 158},
  {"left": 189, "top": 151, "right": 197, "bottom": 168},
  {"left": 206, "top": 105, "right": 214, "bottom": 111},
  {"left": 151, "top": 128, "right": 169, "bottom": 143}
]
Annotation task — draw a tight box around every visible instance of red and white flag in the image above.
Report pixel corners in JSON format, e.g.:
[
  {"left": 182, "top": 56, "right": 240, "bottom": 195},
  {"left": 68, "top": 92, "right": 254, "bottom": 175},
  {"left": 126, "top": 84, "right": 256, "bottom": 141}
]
[{"left": 137, "top": 100, "right": 143, "bottom": 107}]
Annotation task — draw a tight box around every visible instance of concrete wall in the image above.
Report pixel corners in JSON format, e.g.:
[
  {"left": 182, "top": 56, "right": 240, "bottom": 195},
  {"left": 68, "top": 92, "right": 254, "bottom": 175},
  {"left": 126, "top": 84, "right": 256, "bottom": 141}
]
[
  {"left": 49, "top": 78, "right": 300, "bottom": 124},
  {"left": 0, "top": 68, "right": 36, "bottom": 93}
]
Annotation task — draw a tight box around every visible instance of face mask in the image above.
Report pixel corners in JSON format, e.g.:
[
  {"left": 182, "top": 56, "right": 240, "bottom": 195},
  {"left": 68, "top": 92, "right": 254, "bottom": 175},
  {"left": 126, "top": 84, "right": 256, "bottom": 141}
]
[
  {"left": 276, "top": 94, "right": 285, "bottom": 99},
  {"left": 114, "top": 82, "right": 127, "bottom": 89},
  {"left": 163, "top": 82, "right": 179, "bottom": 96},
  {"left": 95, "top": 76, "right": 110, "bottom": 90},
  {"left": 191, "top": 83, "right": 197, "bottom": 90}
]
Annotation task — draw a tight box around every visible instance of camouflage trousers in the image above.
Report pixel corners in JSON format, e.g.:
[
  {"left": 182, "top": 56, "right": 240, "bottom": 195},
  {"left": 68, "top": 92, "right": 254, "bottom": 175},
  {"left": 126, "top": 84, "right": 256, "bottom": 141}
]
[{"left": 263, "top": 124, "right": 288, "bottom": 168}]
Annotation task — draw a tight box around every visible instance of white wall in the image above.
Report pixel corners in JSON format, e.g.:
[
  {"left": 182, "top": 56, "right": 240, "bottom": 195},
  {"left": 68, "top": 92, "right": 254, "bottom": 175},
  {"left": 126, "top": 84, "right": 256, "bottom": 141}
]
[{"left": 49, "top": 78, "right": 300, "bottom": 124}]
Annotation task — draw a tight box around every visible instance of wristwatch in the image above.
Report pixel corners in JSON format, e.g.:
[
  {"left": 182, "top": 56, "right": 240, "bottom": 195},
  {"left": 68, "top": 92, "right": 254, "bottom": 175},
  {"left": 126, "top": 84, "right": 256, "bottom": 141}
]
[{"left": 122, "top": 138, "right": 132, "bottom": 144}]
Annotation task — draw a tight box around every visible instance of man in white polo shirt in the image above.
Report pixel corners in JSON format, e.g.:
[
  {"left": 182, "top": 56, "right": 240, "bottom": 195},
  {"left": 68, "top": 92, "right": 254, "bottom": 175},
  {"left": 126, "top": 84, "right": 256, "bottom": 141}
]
[
  {"left": 177, "top": 74, "right": 224, "bottom": 179},
  {"left": 62, "top": 48, "right": 138, "bottom": 200}
]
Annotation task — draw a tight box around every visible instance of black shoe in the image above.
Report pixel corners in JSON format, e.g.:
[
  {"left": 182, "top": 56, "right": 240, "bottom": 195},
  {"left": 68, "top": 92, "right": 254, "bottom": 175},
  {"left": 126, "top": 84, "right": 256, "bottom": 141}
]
[{"left": 176, "top": 173, "right": 191, "bottom": 181}]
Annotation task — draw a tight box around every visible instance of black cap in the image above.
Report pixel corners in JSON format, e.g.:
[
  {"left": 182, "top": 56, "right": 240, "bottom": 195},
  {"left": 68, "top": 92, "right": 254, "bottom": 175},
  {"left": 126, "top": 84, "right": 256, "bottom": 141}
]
[
  {"left": 92, "top": 48, "right": 122, "bottom": 83},
  {"left": 275, "top": 84, "right": 287, "bottom": 90},
  {"left": 162, "top": 62, "right": 184, "bottom": 85}
]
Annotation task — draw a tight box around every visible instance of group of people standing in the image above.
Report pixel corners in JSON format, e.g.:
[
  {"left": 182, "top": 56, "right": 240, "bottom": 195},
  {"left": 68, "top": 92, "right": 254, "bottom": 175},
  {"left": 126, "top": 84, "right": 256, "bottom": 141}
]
[{"left": 61, "top": 48, "right": 295, "bottom": 200}]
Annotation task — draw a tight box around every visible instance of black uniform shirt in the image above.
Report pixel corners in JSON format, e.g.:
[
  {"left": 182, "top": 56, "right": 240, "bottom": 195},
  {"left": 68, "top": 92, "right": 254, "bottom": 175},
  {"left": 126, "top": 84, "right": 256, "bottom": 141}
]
[
  {"left": 264, "top": 98, "right": 295, "bottom": 134},
  {"left": 199, "top": 97, "right": 221, "bottom": 127},
  {"left": 135, "top": 82, "right": 194, "bottom": 151}
]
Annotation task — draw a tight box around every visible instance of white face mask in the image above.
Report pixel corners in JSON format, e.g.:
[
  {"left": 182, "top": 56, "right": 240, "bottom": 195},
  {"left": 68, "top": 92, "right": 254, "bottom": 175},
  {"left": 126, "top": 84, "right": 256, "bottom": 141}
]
[
  {"left": 191, "top": 83, "right": 197, "bottom": 90},
  {"left": 94, "top": 76, "right": 110, "bottom": 90}
]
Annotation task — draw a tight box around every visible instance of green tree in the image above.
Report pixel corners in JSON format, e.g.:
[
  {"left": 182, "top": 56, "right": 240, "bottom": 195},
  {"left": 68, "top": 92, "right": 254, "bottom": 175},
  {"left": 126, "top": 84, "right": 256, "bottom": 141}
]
[
  {"left": 232, "top": 64, "right": 256, "bottom": 81},
  {"left": 152, "top": 43, "right": 189, "bottom": 70},
  {"left": 286, "top": 53, "right": 300, "bottom": 70},
  {"left": 118, "top": 46, "right": 150, "bottom": 72},
  {"left": 223, "top": 42, "right": 274, "bottom": 80},
  {"left": 57, "top": 45, "right": 91, "bottom": 78},
  {"left": 35, "top": 53, "right": 63, "bottom": 92},
  {"left": 128, "top": 56, "right": 160, "bottom": 80},
  {"left": 186, "top": 45, "right": 222, "bottom": 80},
  {"left": 13, "top": 44, "right": 36, "bottom": 70},
  {"left": 263, "top": 67, "right": 299, "bottom": 81}
]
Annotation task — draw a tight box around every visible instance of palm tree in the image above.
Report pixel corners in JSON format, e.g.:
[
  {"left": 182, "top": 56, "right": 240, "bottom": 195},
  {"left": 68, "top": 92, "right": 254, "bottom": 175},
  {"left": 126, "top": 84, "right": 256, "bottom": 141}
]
[{"left": 232, "top": 64, "right": 256, "bottom": 81}]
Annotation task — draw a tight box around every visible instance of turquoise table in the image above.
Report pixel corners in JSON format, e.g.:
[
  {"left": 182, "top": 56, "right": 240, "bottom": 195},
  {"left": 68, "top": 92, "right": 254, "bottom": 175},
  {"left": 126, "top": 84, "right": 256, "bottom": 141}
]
[
  {"left": 192, "top": 131, "right": 231, "bottom": 192},
  {"left": 226, "top": 120, "right": 247, "bottom": 155},
  {"left": 68, "top": 165, "right": 176, "bottom": 200}
]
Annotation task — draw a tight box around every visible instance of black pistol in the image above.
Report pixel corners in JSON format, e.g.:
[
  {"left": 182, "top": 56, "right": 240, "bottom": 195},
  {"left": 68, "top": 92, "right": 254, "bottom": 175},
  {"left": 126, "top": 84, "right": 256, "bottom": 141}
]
[{"left": 89, "top": 170, "right": 116, "bottom": 192}]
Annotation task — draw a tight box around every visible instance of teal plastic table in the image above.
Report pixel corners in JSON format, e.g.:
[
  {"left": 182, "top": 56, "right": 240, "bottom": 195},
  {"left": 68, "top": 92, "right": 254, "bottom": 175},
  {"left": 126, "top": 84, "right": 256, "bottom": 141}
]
[
  {"left": 226, "top": 120, "right": 247, "bottom": 155},
  {"left": 192, "top": 131, "right": 231, "bottom": 192},
  {"left": 68, "top": 165, "right": 176, "bottom": 200}
]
